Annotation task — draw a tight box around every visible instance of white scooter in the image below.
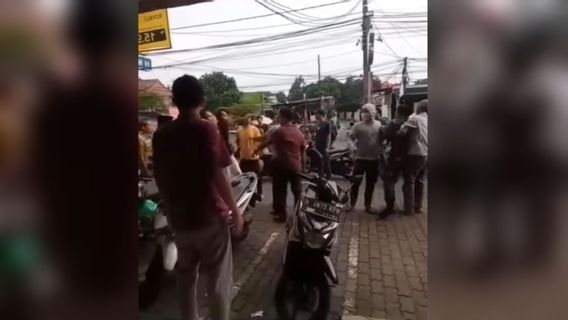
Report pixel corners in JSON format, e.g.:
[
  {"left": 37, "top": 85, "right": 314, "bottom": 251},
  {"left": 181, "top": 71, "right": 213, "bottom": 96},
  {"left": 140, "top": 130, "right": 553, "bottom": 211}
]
[{"left": 138, "top": 172, "right": 258, "bottom": 309}]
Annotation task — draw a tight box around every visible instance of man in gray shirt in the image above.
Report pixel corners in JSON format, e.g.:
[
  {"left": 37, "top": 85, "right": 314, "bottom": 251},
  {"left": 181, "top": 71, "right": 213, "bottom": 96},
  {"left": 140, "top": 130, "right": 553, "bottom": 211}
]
[
  {"left": 399, "top": 99, "right": 428, "bottom": 215},
  {"left": 349, "top": 103, "right": 382, "bottom": 213}
]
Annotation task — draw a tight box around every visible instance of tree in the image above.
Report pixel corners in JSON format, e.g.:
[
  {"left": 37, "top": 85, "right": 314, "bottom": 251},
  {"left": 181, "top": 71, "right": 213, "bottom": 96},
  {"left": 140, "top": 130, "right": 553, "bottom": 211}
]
[
  {"left": 287, "top": 76, "right": 304, "bottom": 101},
  {"left": 275, "top": 91, "right": 287, "bottom": 104},
  {"left": 139, "top": 92, "right": 168, "bottom": 113},
  {"left": 303, "top": 83, "right": 320, "bottom": 99},
  {"left": 336, "top": 75, "right": 382, "bottom": 111},
  {"left": 317, "top": 76, "right": 343, "bottom": 100},
  {"left": 199, "top": 72, "right": 242, "bottom": 111}
]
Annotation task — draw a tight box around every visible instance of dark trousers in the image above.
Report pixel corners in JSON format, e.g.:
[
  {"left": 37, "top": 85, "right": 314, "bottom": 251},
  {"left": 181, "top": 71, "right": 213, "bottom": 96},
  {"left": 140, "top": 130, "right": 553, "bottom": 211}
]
[
  {"left": 272, "top": 167, "right": 302, "bottom": 219},
  {"left": 316, "top": 147, "right": 331, "bottom": 180},
  {"left": 239, "top": 159, "right": 262, "bottom": 196},
  {"left": 403, "top": 156, "right": 427, "bottom": 213},
  {"left": 350, "top": 159, "right": 379, "bottom": 208},
  {"left": 383, "top": 156, "right": 404, "bottom": 210}
]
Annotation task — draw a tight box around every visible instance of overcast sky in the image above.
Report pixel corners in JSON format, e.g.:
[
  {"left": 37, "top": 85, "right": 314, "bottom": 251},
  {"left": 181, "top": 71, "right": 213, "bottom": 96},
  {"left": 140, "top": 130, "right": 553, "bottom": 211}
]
[{"left": 140, "top": 0, "right": 427, "bottom": 94}]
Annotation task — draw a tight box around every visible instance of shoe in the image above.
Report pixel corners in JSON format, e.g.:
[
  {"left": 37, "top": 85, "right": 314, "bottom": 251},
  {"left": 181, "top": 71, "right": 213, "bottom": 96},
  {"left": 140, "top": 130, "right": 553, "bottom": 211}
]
[
  {"left": 365, "top": 206, "right": 378, "bottom": 215},
  {"left": 403, "top": 210, "right": 415, "bottom": 216},
  {"left": 377, "top": 207, "right": 394, "bottom": 220},
  {"left": 344, "top": 204, "right": 354, "bottom": 212},
  {"left": 270, "top": 211, "right": 277, "bottom": 216},
  {"left": 415, "top": 208, "right": 424, "bottom": 214},
  {"left": 273, "top": 215, "right": 286, "bottom": 223}
]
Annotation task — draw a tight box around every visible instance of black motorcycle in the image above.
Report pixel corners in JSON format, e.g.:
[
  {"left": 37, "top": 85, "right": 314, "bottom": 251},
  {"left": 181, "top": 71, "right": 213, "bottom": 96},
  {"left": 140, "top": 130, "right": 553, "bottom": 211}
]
[
  {"left": 306, "top": 144, "right": 354, "bottom": 177},
  {"left": 274, "top": 172, "right": 359, "bottom": 320}
]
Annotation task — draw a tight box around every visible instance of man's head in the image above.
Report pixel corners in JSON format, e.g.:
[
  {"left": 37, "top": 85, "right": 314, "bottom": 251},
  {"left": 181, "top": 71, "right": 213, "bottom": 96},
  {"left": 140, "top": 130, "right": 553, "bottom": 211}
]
[
  {"left": 416, "top": 99, "right": 428, "bottom": 114},
  {"left": 315, "top": 109, "right": 326, "bottom": 121},
  {"left": 278, "top": 108, "right": 295, "bottom": 125},
  {"left": 396, "top": 104, "right": 412, "bottom": 119},
  {"left": 215, "top": 109, "right": 229, "bottom": 122},
  {"left": 172, "top": 75, "right": 205, "bottom": 113},
  {"left": 360, "top": 103, "right": 376, "bottom": 122},
  {"left": 256, "top": 116, "right": 264, "bottom": 125},
  {"left": 139, "top": 120, "right": 153, "bottom": 134},
  {"left": 200, "top": 110, "right": 217, "bottom": 125}
]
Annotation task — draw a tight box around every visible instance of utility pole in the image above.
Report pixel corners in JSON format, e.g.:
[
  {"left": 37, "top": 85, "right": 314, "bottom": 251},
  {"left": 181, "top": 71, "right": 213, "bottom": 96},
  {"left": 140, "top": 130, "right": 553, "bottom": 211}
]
[
  {"left": 362, "top": 0, "right": 373, "bottom": 103},
  {"left": 261, "top": 92, "right": 265, "bottom": 115},
  {"left": 401, "top": 57, "right": 409, "bottom": 96},
  {"left": 318, "top": 54, "right": 323, "bottom": 110},
  {"left": 317, "top": 54, "right": 321, "bottom": 83}
]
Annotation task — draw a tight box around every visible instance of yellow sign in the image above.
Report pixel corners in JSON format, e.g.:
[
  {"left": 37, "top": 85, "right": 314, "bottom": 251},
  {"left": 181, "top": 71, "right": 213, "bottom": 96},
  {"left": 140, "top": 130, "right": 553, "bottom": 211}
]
[{"left": 138, "top": 9, "right": 172, "bottom": 52}]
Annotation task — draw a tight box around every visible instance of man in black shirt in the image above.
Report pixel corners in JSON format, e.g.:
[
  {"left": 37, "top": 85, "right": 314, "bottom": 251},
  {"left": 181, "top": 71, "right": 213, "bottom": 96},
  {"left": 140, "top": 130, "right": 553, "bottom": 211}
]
[
  {"left": 314, "top": 109, "right": 332, "bottom": 179},
  {"left": 378, "top": 104, "right": 412, "bottom": 219}
]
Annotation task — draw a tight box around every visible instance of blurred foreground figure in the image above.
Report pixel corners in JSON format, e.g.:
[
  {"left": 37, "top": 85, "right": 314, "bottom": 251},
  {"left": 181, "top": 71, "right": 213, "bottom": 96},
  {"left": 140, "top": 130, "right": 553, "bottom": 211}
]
[{"left": 152, "top": 75, "right": 241, "bottom": 320}]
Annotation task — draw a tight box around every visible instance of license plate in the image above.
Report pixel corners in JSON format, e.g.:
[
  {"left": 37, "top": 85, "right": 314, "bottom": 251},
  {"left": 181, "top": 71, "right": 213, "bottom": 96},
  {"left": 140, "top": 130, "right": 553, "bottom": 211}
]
[{"left": 302, "top": 197, "right": 342, "bottom": 222}]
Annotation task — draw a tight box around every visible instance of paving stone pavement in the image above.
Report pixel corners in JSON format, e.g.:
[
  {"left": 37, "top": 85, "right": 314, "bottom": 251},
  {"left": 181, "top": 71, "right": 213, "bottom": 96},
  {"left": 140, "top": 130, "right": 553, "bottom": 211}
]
[{"left": 139, "top": 174, "right": 428, "bottom": 320}]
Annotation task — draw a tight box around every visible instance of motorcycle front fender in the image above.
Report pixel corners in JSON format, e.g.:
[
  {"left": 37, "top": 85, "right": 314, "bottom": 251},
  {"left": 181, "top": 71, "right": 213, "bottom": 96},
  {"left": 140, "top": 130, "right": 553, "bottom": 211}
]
[
  {"left": 323, "top": 256, "right": 338, "bottom": 285},
  {"left": 162, "top": 240, "right": 177, "bottom": 271}
]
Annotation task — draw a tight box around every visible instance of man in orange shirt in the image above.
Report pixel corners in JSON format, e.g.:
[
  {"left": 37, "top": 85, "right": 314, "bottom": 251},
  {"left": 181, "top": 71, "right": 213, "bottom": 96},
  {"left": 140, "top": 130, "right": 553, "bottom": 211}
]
[{"left": 236, "top": 117, "right": 263, "bottom": 200}]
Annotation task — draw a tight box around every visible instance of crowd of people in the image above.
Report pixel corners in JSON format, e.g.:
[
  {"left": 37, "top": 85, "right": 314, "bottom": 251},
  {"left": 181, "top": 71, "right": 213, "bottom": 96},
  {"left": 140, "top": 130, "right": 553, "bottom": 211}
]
[
  {"left": 138, "top": 74, "right": 428, "bottom": 320},
  {"left": 345, "top": 101, "right": 428, "bottom": 219}
]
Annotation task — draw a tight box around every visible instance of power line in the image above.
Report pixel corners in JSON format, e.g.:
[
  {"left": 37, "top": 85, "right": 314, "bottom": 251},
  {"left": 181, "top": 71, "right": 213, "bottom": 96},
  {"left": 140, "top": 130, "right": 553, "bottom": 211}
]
[
  {"left": 258, "top": 0, "right": 363, "bottom": 27},
  {"left": 170, "top": 0, "right": 355, "bottom": 31},
  {"left": 148, "top": 17, "right": 361, "bottom": 56}
]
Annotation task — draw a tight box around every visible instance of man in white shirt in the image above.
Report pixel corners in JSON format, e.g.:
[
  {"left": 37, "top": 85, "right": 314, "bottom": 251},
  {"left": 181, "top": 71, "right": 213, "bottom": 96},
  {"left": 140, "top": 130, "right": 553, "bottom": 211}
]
[{"left": 399, "top": 99, "right": 428, "bottom": 215}]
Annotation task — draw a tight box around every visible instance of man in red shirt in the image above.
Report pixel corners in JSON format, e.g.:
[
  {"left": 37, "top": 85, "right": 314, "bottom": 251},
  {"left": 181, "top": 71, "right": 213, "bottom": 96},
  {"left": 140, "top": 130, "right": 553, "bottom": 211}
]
[
  {"left": 259, "top": 108, "right": 306, "bottom": 222},
  {"left": 152, "top": 75, "right": 242, "bottom": 320}
]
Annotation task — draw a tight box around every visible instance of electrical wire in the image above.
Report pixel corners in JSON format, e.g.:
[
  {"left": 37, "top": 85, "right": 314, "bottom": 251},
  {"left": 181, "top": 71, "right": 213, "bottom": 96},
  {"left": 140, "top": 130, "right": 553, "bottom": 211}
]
[
  {"left": 152, "top": 27, "right": 363, "bottom": 67},
  {"left": 170, "top": 0, "right": 356, "bottom": 31},
  {"left": 148, "top": 18, "right": 361, "bottom": 56},
  {"left": 256, "top": 0, "right": 361, "bottom": 27}
]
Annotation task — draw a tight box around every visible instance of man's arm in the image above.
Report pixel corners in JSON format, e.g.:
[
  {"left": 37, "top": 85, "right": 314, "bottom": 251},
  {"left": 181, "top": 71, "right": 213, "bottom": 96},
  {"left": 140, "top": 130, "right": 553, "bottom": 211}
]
[
  {"left": 139, "top": 137, "right": 151, "bottom": 176},
  {"left": 398, "top": 115, "right": 418, "bottom": 136},
  {"left": 255, "top": 128, "right": 276, "bottom": 154},
  {"left": 214, "top": 168, "right": 242, "bottom": 226},
  {"left": 208, "top": 125, "right": 243, "bottom": 233},
  {"left": 349, "top": 123, "right": 358, "bottom": 141}
]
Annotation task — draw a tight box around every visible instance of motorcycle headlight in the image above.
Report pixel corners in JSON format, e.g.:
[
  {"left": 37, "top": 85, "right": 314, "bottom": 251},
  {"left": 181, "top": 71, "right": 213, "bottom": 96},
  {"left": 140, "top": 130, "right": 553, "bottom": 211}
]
[{"left": 303, "top": 229, "right": 330, "bottom": 249}]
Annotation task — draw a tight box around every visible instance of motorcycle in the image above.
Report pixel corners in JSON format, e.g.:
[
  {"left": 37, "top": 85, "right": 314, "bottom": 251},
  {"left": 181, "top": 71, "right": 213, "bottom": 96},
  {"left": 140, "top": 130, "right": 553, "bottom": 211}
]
[
  {"left": 274, "top": 172, "right": 360, "bottom": 320},
  {"left": 306, "top": 143, "right": 355, "bottom": 177},
  {"left": 138, "top": 172, "right": 258, "bottom": 309}
]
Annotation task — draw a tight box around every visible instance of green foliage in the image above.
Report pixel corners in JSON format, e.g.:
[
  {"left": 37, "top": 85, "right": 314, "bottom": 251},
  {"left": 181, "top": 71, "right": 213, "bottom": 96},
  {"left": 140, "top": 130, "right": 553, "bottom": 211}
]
[
  {"left": 275, "top": 92, "right": 287, "bottom": 104},
  {"left": 303, "top": 76, "right": 343, "bottom": 100},
  {"left": 226, "top": 92, "right": 262, "bottom": 119},
  {"left": 138, "top": 92, "right": 168, "bottom": 113},
  {"left": 336, "top": 76, "right": 382, "bottom": 112},
  {"left": 240, "top": 92, "right": 263, "bottom": 105},
  {"left": 287, "top": 76, "right": 304, "bottom": 101},
  {"left": 200, "top": 72, "right": 242, "bottom": 111}
]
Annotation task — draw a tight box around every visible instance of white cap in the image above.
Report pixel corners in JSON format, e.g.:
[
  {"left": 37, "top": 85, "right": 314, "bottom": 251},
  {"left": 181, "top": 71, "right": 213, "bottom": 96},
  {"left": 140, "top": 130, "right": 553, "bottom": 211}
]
[{"left": 360, "top": 103, "right": 377, "bottom": 115}]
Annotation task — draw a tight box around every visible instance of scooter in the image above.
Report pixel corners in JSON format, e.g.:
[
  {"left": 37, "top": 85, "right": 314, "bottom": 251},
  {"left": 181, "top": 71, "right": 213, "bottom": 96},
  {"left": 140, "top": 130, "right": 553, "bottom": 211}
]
[
  {"left": 138, "top": 172, "right": 258, "bottom": 310},
  {"left": 274, "top": 172, "right": 360, "bottom": 320},
  {"left": 306, "top": 143, "right": 355, "bottom": 177}
]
